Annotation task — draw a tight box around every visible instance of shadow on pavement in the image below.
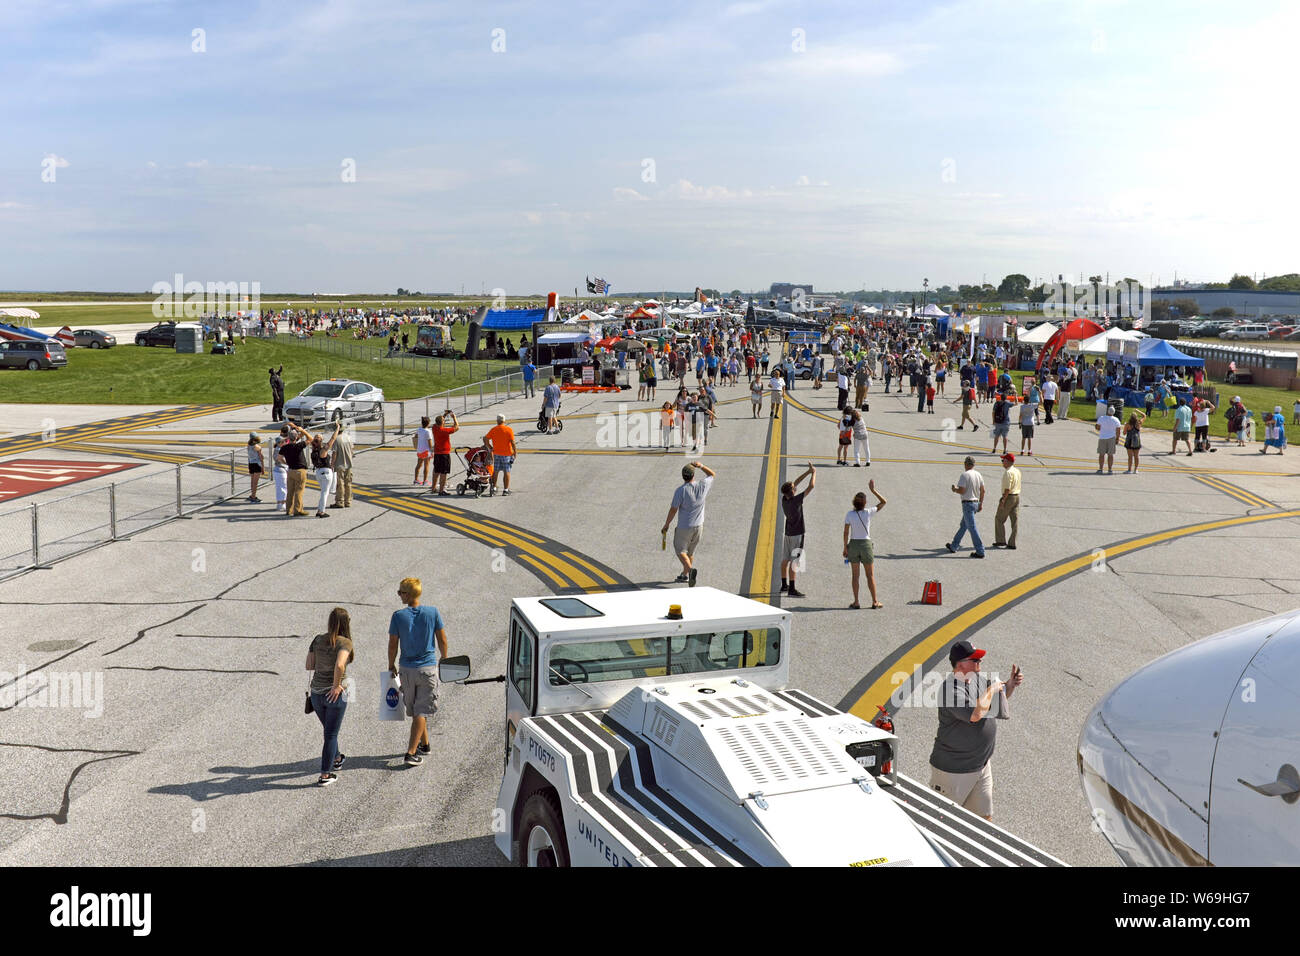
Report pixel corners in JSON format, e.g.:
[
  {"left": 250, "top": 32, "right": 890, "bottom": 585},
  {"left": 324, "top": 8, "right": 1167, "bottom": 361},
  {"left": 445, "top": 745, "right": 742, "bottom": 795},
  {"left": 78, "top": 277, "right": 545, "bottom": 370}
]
[
  {"left": 306, "top": 835, "right": 506, "bottom": 867},
  {"left": 149, "top": 755, "right": 404, "bottom": 800}
]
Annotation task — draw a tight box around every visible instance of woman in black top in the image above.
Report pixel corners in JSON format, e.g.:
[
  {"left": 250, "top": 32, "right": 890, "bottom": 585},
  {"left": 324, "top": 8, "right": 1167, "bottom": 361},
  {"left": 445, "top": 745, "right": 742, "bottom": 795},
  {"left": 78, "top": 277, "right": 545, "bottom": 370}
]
[{"left": 310, "top": 424, "right": 340, "bottom": 517}]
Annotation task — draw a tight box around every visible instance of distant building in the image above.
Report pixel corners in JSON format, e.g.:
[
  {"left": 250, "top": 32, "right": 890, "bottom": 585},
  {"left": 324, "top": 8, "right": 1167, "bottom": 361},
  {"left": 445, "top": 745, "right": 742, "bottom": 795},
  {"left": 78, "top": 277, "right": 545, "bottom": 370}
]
[
  {"left": 1151, "top": 288, "right": 1300, "bottom": 318},
  {"left": 770, "top": 282, "right": 813, "bottom": 299}
]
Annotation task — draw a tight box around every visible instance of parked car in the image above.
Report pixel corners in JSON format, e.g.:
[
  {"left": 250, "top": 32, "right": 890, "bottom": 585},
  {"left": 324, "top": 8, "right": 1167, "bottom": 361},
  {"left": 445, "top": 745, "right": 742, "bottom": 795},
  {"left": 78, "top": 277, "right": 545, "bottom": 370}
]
[
  {"left": 1221, "top": 324, "right": 1270, "bottom": 341},
  {"left": 1285, "top": 329, "right": 1300, "bottom": 342},
  {"left": 135, "top": 323, "right": 177, "bottom": 347},
  {"left": 73, "top": 329, "right": 116, "bottom": 349},
  {"left": 0, "top": 339, "right": 68, "bottom": 370},
  {"left": 284, "top": 379, "right": 386, "bottom": 426},
  {"left": 1268, "top": 326, "right": 1295, "bottom": 339}
]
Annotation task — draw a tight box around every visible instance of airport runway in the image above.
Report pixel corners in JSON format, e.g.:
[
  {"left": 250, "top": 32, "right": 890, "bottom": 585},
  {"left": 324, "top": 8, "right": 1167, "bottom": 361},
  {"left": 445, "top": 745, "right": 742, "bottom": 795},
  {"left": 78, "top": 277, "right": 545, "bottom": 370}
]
[{"left": 1, "top": 381, "right": 1298, "bottom": 866}]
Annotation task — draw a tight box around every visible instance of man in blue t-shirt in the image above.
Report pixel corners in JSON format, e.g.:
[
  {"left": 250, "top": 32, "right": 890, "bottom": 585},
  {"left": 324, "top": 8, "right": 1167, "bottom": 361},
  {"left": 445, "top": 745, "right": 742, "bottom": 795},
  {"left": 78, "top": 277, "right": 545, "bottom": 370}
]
[
  {"left": 521, "top": 360, "right": 536, "bottom": 399},
  {"left": 387, "top": 577, "right": 449, "bottom": 766}
]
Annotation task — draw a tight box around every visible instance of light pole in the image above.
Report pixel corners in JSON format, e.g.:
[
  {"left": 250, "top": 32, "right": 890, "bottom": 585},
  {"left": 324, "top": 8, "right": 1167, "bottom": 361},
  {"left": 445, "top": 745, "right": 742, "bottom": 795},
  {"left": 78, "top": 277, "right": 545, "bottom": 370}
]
[{"left": 922, "top": 278, "right": 929, "bottom": 311}]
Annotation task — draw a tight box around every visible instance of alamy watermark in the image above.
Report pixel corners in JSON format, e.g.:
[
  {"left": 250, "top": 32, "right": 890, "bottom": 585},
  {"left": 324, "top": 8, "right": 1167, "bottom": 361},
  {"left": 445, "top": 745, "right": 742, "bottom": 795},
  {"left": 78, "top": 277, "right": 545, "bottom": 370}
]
[
  {"left": 0, "top": 666, "right": 104, "bottom": 717},
  {"left": 151, "top": 274, "right": 262, "bottom": 319},
  {"left": 1041, "top": 280, "right": 1147, "bottom": 321}
]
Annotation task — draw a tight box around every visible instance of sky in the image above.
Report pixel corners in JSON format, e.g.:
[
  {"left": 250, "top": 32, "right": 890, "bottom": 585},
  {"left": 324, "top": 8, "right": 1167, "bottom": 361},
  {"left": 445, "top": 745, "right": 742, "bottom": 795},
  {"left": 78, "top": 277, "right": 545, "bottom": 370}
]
[{"left": 2, "top": 0, "right": 1298, "bottom": 295}]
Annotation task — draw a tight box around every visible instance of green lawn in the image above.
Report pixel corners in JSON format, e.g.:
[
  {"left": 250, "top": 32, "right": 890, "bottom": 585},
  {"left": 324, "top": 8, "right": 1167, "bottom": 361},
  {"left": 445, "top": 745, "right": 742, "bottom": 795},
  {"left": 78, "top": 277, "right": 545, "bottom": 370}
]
[
  {"left": 1006, "top": 370, "right": 1299, "bottom": 445},
  {"left": 0, "top": 337, "right": 515, "bottom": 405}
]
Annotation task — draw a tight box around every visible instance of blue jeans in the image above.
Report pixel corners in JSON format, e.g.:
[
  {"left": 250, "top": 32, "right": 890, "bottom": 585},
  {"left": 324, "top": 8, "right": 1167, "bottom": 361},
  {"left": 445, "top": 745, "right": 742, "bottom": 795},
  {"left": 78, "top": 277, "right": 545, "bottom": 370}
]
[
  {"left": 951, "top": 500, "right": 985, "bottom": 555},
  {"left": 310, "top": 691, "right": 347, "bottom": 775}
]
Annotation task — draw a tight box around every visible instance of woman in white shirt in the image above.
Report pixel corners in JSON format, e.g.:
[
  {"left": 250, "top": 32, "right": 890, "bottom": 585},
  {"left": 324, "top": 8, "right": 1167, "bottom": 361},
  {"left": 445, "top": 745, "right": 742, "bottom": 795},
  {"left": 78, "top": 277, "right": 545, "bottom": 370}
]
[
  {"left": 850, "top": 409, "right": 871, "bottom": 467},
  {"left": 271, "top": 425, "right": 290, "bottom": 512},
  {"left": 413, "top": 415, "right": 434, "bottom": 486},
  {"left": 842, "top": 482, "right": 888, "bottom": 609},
  {"left": 749, "top": 376, "right": 764, "bottom": 419}
]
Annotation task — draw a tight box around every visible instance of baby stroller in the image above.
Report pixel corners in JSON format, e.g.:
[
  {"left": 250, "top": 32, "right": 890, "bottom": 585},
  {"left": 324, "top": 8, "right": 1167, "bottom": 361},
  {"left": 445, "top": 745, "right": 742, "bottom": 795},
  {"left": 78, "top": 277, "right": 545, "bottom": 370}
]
[{"left": 455, "top": 445, "right": 493, "bottom": 497}]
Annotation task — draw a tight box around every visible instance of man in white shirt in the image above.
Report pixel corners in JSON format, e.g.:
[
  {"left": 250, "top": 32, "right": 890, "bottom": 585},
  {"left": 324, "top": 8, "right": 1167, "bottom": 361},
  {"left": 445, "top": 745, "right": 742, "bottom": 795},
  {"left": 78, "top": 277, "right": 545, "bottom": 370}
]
[
  {"left": 945, "top": 456, "right": 986, "bottom": 558},
  {"left": 1094, "top": 409, "right": 1123, "bottom": 474},
  {"left": 1041, "top": 376, "right": 1059, "bottom": 424},
  {"left": 768, "top": 370, "right": 785, "bottom": 419}
]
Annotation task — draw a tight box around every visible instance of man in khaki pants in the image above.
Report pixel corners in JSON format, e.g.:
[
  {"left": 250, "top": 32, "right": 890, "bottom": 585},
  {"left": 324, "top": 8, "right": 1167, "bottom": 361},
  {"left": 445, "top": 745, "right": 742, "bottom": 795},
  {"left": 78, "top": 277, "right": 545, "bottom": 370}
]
[
  {"left": 332, "top": 423, "right": 355, "bottom": 508},
  {"left": 281, "top": 422, "right": 311, "bottom": 517},
  {"left": 992, "top": 453, "right": 1020, "bottom": 550}
]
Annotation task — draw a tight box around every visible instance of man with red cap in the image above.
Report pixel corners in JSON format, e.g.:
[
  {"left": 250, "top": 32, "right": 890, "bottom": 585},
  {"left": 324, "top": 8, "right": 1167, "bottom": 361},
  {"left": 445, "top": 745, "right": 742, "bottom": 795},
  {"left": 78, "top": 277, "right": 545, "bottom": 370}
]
[
  {"left": 992, "top": 453, "right": 1020, "bottom": 550},
  {"left": 928, "top": 640, "right": 1024, "bottom": 820}
]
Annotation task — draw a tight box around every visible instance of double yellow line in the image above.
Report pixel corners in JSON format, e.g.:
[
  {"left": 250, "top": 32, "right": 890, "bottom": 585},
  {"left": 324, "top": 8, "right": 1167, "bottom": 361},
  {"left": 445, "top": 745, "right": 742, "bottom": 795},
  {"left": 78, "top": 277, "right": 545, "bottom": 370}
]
[
  {"left": 0, "top": 405, "right": 247, "bottom": 459},
  {"left": 1192, "top": 474, "right": 1275, "bottom": 509},
  {"left": 58, "top": 441, "right": 621, "bottom": 594}
]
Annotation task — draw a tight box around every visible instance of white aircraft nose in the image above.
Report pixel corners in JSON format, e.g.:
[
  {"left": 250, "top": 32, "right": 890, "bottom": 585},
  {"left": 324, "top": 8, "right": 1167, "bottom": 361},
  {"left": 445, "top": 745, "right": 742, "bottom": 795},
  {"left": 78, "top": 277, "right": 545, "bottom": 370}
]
[{"left": 1078, "top": 610, "right": 1299, "bottom": 866}]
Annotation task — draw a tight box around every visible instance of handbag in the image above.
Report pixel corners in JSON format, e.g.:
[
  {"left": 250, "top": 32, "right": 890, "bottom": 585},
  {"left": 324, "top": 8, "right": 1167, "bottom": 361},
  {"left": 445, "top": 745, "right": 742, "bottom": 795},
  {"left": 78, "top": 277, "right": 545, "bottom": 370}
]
[{"left": 305, "top": 690, "right": 315, "bottom": 714}]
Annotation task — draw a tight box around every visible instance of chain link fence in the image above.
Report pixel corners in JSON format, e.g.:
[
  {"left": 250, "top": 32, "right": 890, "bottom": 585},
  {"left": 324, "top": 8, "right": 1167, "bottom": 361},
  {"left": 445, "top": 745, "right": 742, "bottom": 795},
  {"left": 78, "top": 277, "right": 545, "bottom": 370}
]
[
  {"left": 0, "top": 369, "right": 525, "bottom": 582},
  {"left": 273, "top": 332, "right": 514, "bottom": 381}
]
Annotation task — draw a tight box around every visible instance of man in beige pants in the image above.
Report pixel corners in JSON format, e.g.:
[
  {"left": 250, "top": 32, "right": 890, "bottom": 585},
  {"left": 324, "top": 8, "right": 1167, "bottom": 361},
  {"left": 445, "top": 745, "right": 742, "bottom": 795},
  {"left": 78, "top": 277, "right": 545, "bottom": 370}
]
[
  {"left": 928, "top": 640, "right": 1024, "bottom": 820},
  {"left": 332, "top": 424, "right": 355, "bottom": 508}
]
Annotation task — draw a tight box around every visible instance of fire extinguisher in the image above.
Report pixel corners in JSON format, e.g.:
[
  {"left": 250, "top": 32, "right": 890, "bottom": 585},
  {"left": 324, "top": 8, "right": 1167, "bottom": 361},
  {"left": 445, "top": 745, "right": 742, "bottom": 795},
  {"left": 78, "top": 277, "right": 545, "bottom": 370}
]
[{"left": 872, "top": 704, "right": 894, "bottom": 775}]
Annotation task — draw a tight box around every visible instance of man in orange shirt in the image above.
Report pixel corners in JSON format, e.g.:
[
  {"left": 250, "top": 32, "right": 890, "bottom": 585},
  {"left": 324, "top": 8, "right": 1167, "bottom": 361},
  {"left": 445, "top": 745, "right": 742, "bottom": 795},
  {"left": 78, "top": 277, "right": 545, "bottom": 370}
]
[{"left": 483, "top": 413, "right": 517, "bottom": 496}]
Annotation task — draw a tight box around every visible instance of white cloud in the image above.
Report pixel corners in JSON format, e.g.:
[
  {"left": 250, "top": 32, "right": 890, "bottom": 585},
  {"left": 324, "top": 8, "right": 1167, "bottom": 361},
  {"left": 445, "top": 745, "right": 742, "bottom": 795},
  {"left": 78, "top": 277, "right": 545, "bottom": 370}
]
[
  {"left": 795, "top": 175, "right": 829, "bottom": 187},
  {"left": 612, "top": 187, "right": 649, "bottom": 201},
  {"left": 43, "top": 153, "right": 70, "bottom": 168},
  {"left": 664, "top": 180, "right": 755, "bottom": 201},
  {"left": 185, "top": 159, "right": 208, "bottom": 168}
]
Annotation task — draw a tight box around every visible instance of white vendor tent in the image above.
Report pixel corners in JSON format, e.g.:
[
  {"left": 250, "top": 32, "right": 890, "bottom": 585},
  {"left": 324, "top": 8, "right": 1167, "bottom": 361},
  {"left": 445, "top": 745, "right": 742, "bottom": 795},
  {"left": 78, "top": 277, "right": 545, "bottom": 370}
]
[
  {"left": 1077, "top": 327, "right": 1146, "bottom": 356},
  {"left": 1017, "top": 322, "right": 1058, "bottom": 345}
]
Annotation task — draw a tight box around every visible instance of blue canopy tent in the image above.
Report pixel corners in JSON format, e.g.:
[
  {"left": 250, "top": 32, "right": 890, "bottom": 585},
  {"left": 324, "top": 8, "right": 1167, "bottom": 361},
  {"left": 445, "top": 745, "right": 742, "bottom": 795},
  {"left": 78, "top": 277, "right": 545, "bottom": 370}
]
[{"left": 1136, "top": 339, "right": 1204, "bottom": 368}]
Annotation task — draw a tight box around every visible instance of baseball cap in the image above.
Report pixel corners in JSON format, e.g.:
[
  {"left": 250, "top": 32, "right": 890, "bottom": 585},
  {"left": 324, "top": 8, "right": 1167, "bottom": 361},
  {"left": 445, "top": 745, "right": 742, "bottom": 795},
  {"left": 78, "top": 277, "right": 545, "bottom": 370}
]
[
  {"left": 949, "top": 640, "right": 986, "bottom": 666},
  {"left": 1001, "top": 453, "right": 1015, "bottom": 463}
]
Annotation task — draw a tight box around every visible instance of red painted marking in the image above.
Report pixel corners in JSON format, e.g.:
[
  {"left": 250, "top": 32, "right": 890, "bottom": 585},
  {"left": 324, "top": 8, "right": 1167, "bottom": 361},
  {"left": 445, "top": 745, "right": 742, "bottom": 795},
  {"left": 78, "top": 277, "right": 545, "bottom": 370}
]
[{"left": 0, "top": 459, "right": 141, "bottom": 503}]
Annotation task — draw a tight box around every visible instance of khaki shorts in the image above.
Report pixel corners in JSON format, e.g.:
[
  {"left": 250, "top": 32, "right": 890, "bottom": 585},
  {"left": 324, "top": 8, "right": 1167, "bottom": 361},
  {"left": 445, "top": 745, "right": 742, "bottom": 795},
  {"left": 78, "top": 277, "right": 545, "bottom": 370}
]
[
  {"left": 929, "top": 762, "right": 993, "bottom": 817},
  {"left": 399, "top": 666, "right": 439, "bottom": 718},
  {"left": 1097, "top": 436, "right": 1118, "bottom": 456},
  {"left": 846, "top": 537, "right": 874, "bottom": 565},
  {"left": 673, "top": 525, "right": 702, "bottom": 557},
  {"left": 782, "top": 533, "right": 804, "bottom": 563}
]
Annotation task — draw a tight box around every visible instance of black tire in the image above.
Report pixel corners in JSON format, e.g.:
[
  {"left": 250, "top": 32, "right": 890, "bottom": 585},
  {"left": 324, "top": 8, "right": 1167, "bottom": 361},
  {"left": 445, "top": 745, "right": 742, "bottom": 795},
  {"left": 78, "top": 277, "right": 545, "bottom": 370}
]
[
  {"left": 91, "top": 341, "right": 102, "bottom": 349},
  {"left": 26, "top": 360, "right": 39, "bottom": 370},
  {"left": 456, "top": 483, "right": 465, "bottom": 495},
  {"left": 536, "top": 417, "right": 547, "bottom": 432},
  {"left": 516, "top": 791, "right": 569, "bottom": 867}
]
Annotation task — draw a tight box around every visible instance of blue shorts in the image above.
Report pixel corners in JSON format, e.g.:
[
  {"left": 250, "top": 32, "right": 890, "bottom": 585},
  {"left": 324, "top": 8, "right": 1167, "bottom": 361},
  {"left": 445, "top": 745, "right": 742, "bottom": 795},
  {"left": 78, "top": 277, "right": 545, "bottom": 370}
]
[{"left": 494, "top": 454, "right": 513, "bottom": 473}]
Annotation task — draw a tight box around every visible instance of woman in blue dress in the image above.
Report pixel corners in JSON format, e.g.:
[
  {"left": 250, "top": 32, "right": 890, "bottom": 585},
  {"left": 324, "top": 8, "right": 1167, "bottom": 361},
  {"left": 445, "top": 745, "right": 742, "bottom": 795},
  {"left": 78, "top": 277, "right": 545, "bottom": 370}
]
[{"left": 1263, "top": 406, "right": 1287, "bottom": 454}]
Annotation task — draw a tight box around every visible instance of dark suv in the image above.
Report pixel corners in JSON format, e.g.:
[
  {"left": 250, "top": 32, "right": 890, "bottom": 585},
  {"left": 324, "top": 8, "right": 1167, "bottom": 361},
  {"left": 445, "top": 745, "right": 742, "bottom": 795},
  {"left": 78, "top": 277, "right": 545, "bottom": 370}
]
[
  {"left": 135, "top": 323, "right": 177, "bottom": 347},
  {"left": 0, "top": 339, "right": 68, "bottom": 369}
]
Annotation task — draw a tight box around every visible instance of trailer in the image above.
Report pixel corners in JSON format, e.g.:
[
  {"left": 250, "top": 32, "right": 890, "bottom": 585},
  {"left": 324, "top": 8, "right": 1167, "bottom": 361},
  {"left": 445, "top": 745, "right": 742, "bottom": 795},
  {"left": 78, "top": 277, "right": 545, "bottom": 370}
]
[{"left": 494, "top": 588, "right": 1063, "bottom": 867}]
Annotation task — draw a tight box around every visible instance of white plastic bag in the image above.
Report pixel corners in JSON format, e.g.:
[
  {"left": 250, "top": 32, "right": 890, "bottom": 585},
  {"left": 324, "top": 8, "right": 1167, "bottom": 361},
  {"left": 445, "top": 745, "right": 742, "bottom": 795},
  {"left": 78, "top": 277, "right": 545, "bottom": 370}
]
[{"left": 378, "top": 670, "right": 404, "bottom": 721}]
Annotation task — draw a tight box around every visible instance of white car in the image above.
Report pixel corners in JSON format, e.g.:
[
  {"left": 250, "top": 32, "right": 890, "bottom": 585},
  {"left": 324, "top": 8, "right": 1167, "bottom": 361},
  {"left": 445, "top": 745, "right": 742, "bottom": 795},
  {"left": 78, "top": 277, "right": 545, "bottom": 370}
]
[
  {"left": 284, "top": 379, "right": 385, "bottom": 425},
  {"left": 1221, "top": 324, "right": 1269, "bottom": 340}
]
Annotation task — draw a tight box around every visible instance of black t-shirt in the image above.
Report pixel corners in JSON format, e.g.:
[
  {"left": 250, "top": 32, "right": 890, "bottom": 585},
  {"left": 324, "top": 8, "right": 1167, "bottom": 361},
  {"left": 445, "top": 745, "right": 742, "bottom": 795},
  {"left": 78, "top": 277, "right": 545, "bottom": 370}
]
[
  {"left": 311, "top": 447, "right": 331, "bottom": 469},
  {"left": 281, "top": 440, "right": 308, "bottom": 470},
  {"left": 782, "top": 491, "right": 806, "bottom": 536},
  {"left": 993, "top": 399, "right": 1009, "bottom": 424}
]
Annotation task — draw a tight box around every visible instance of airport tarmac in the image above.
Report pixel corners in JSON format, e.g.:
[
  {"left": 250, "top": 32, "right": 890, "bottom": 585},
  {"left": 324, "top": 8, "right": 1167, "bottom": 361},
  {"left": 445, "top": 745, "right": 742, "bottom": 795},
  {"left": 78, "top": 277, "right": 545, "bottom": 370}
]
[{"left": 1, "top": 380, "right": 1298, "bottom": 867}]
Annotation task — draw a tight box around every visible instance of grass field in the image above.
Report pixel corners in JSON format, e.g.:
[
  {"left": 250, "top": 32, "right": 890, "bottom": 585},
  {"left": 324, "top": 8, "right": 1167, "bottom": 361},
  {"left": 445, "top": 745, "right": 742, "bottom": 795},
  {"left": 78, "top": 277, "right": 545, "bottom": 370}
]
[{"left": 0, "top": 336, "right": 514, "bottom": 405}]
